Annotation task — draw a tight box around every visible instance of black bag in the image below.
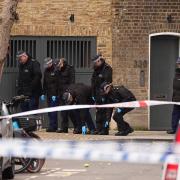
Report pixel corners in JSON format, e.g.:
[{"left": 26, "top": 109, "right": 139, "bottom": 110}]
[{"left": 15, "top": 116, "right": 42, "bottom": 132}]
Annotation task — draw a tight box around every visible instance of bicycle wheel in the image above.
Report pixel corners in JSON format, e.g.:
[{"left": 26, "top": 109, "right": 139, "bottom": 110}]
[
  {"left": 26, "top": 132, "right": 46, "bottom": 173},
  {"left": 27, "top": 158, "right": 45, "bottom": 173},
  {"left": 14, "top": 158, "right": 33, "bottom": 174}
]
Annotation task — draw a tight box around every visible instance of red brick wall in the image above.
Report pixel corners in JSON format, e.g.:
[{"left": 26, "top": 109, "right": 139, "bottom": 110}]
[{"left": 112, "top": 0, "right": 180, "bottom": 128}]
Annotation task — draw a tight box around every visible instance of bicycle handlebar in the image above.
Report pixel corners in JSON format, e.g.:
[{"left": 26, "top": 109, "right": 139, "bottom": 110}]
[{"left": 3, "top": 95, "right": 30, "bottom": 107}]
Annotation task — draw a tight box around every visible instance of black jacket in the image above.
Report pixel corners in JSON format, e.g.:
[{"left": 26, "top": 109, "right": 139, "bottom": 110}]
[
  {"left": 18, "top": 58, "right": 42, "bottom": 97},
  {"left": 106, "top": 86, "right": 136, "bottom": 104},
  {"left": 172, "top": 68, "right": 180, "bottom": 102},
  {"left": 67, "top": 83, "right": 93, "bottom": 105},
  {"left": 42, "top": 66, "right": 58, "bottom": 97},
  {"left": 57, "top": 64, "right": 75, "bottom": 96},
  {"left": 91, "top": 61, "right": 112, "bottom": 103},
  {"left": 104, "top": 86, "right": 136, "bottom": 121},
  {"left": 66, "top": 83, "right": 93, "bottom": 124}
]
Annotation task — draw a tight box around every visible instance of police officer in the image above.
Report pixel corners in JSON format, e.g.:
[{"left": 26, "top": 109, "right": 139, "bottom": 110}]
[
  {"left": 55, "top": 58, "right": 77, "bottom": 133},
  {"left": 100, "top": 82, "right": 136, "bottom": 136},
  {"left": 167, "top": 57, "right": 180, "bottom": 134},
  {"left": 62, "top": 83, "right": 96, "bottom": 135},
  {"left": 41, "top": 57, "right": 58, "bottom": 132},
  {"left": 91, "top": 54, "right": 112, "bottom": 135},
  {"left": 16, "top": 51, "right": 42, "bottom": 111}
]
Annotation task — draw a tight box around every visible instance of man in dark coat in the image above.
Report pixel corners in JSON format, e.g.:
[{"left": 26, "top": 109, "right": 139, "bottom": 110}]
[
  {"left": 41, "top": 57, "right": 59, "bottom": 132},
  {"left": 91, "top": 54, "right": 112, "bottom": 135},
  {"left": 55, "top": 58, "right": 78, "bottom": 133},
  {"left": 62, "top": 83, "right": 96, "bottom": 134},
  {"left": 167, "top": 57, "right": 180, "bottom": 134},
  {"left": 16, "top": 51, "right": 42, "bottom": 111},
  {"left": 100, "top": 82, "right": 136, "bottom": 136}
]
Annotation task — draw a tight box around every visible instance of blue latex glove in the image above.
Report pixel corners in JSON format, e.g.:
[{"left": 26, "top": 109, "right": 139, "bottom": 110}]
[
  {"left": 52, "top": 96, "right": 56, "bottom": 102},
  {"left": 82, "top": 126, "right": 86, "bottom": 135},
  {"left": 13, "top": 121, "right": 19, "bottom": 129},
  {"left": 92, "top": 96, "right": 95, "bottom": 102},
  {"left": 104, "top": 121, "right": 109, "bottom": 128},
  {"left": 116, "top": 108, "right": 122, "bottom": 113},
  {"left": 40, "top": 95, "right": 45, "bottom": 101}
]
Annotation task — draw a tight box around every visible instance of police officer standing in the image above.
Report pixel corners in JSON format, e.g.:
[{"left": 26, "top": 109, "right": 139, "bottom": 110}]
[
  {"left": 167, "top": 57, "right": 180, "bottom": 134},
  {"left": 16, "top": 51, "right": 42, "bottom": 111},
  {"left": 91, "top": 54, "right": 112, "bottom": 135},
  {"left": 55, "top": 58, "right": 77, "bottom": 133},
  {"left": 100, "top": 82, "right": 136, "bottom": 136},
  {"left": 62, "top": 83, "right": 96, "bottom": 134},
  {"left": 41, "top": 57, "right": 59, "bottom": 132}
]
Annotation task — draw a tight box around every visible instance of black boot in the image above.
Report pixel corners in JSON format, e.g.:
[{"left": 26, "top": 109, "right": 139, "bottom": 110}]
[
  {"left": 56, "top": 128, "right": 68, "bottom": 133},
  {"left": 46, "top": 128, "right": 57, "bottom": 132},
  {"left": 98, "top": 128, "right": 109, "bottom": 135},
  {"left": 115, "top": 127, "right": 134, "bottom": 136},
  {"left": 73, "top": 128, "right": 82, "bottom": 134},
  {"left": 128, "top": 127, "right": 134, "bottom": 133},
  {"left": 167, "top": 129, "right": 176, "bottom": 134}
]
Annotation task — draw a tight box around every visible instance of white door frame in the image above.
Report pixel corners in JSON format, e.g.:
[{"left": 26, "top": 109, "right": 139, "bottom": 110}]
[{"left": 148, "top": 32, "right": 180, "bottom": 129}]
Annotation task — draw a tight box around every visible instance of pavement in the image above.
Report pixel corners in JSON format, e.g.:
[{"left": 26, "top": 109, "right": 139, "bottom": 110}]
[{"left": 36, "top": 129, "right": 174, "bottom": 142}]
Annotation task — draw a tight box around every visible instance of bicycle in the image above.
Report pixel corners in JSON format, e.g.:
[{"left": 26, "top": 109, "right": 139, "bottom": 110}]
[{"left": 5, "top": 95, "right": 45, "bottom": 174}]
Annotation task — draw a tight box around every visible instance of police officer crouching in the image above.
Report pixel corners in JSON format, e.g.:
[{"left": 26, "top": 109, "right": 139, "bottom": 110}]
[
  {"left": 62, "top": 83, "right": 96, "bottom": 135},
  {"left": 16, "top": 51, "right": 42, "bottom": 111},
  {"left": 100, "top": 82, "right": 136, "bottom": 136},
  {"left": 41, "top": 57, "right": 58, "bottom": 132}
]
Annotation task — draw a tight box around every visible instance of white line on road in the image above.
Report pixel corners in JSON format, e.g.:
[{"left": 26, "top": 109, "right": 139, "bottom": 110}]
[
  {"left": 46, "top": 171, "right": 79, "bottom": 177},
  {"left": 62, "top": 169, "right": 87, "bottom": 172},
  {"left": 25, "top": 176, "right": 38, "bottom": 180}
]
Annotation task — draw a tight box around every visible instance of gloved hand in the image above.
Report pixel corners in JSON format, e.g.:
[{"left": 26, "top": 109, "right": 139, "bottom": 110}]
[
  {"left": 52, "top": 96, "right": 56, "bottom": 102},
  {"left": 104, "top": 121, "right": 109, "bottom": 128},
  {"left": 13, "top": 121, "right": 19, "bottom": 129},
  {"left": 82, "top": 126, "right": 87, "bottom": 135},
  {"left": 92, "top": 96, "right": 95, "bottom": 102},
  {"left": 40, "top": 95, "right": 45, "bottom": 101},
  {"left": 116, "top": 108, "right": 122, "bottom": 113}
]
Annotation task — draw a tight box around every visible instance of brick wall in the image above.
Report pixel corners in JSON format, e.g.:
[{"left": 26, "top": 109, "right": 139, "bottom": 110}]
[
  {"left": 11, "top": 0, "right": 113, "bottom": 65},
  {"left": 2, "top": 0, "right": 180, "bottom": 129},
  {"left": 112, "top": 0, "right": 180, "bottom": 129}
]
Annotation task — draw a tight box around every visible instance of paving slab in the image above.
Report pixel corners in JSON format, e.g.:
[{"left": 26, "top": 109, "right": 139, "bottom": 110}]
[{"left": 36, "top": 129, "right": 174, "bottom": 142}]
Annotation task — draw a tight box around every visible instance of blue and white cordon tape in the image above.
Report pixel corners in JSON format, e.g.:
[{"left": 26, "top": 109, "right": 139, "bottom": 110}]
[
  {"left": 0, "top": 138, "right": 179, "bottom": 164},
  {"left": 0, "top": 100, "right": 180, "bottom": 164},
  {"left": 1, "top": 100, "right": 180, "bottom": 120}
]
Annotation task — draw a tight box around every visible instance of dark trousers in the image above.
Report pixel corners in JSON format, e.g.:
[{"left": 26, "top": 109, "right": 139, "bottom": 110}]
[
  {"left": 47, "top": 97, "right": 58, "bottom": 130},
  {"left": 96, "top": 108, "right": 109, "bottom": 132},
  {"left": 113, "top": 108, "right": 133, "bottom": 131},
  {"left": 20, "top": 96, "right": 39, "bottom": 112},
  {"left": 61, "top": 110, "right": 81, "bottom": 131},
  {"left": 81, "top": 109, "right": 95, "bottom": 131},
  {"left": 172, "top": 105, "right": 180, "bottom": 131}
]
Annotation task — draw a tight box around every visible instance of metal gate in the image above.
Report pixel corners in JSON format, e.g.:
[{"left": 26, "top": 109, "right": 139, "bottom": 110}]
[{"left": 0, "top": 36, "right": 97, "bottom": 127}]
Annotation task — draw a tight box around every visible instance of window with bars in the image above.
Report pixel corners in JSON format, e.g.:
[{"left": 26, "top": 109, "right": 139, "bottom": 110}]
[
  {"left": 6, "top": 39, "right": 36, "bottom": 68},
  {"left": 6, "top": 37, "right": 96, "bottom": 69},
  {"left": 47, "top": 40, "right": 92, "bottom": 68}
]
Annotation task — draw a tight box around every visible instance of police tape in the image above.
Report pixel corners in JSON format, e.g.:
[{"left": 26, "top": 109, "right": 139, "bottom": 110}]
[
  {"left": 0, "top": 138, "right": 178, "bottom": 164},
  {"left": 0, "top": 100, "right": 180, "bottom": 120}
]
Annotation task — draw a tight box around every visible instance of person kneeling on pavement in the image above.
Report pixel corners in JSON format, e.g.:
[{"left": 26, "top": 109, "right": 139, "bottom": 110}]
[
  {"left": 62, "top": 83, "right": 96, "bottom": 135},
  {"left": 100, "top": 82, "right": 136, "bottom": 136}
]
